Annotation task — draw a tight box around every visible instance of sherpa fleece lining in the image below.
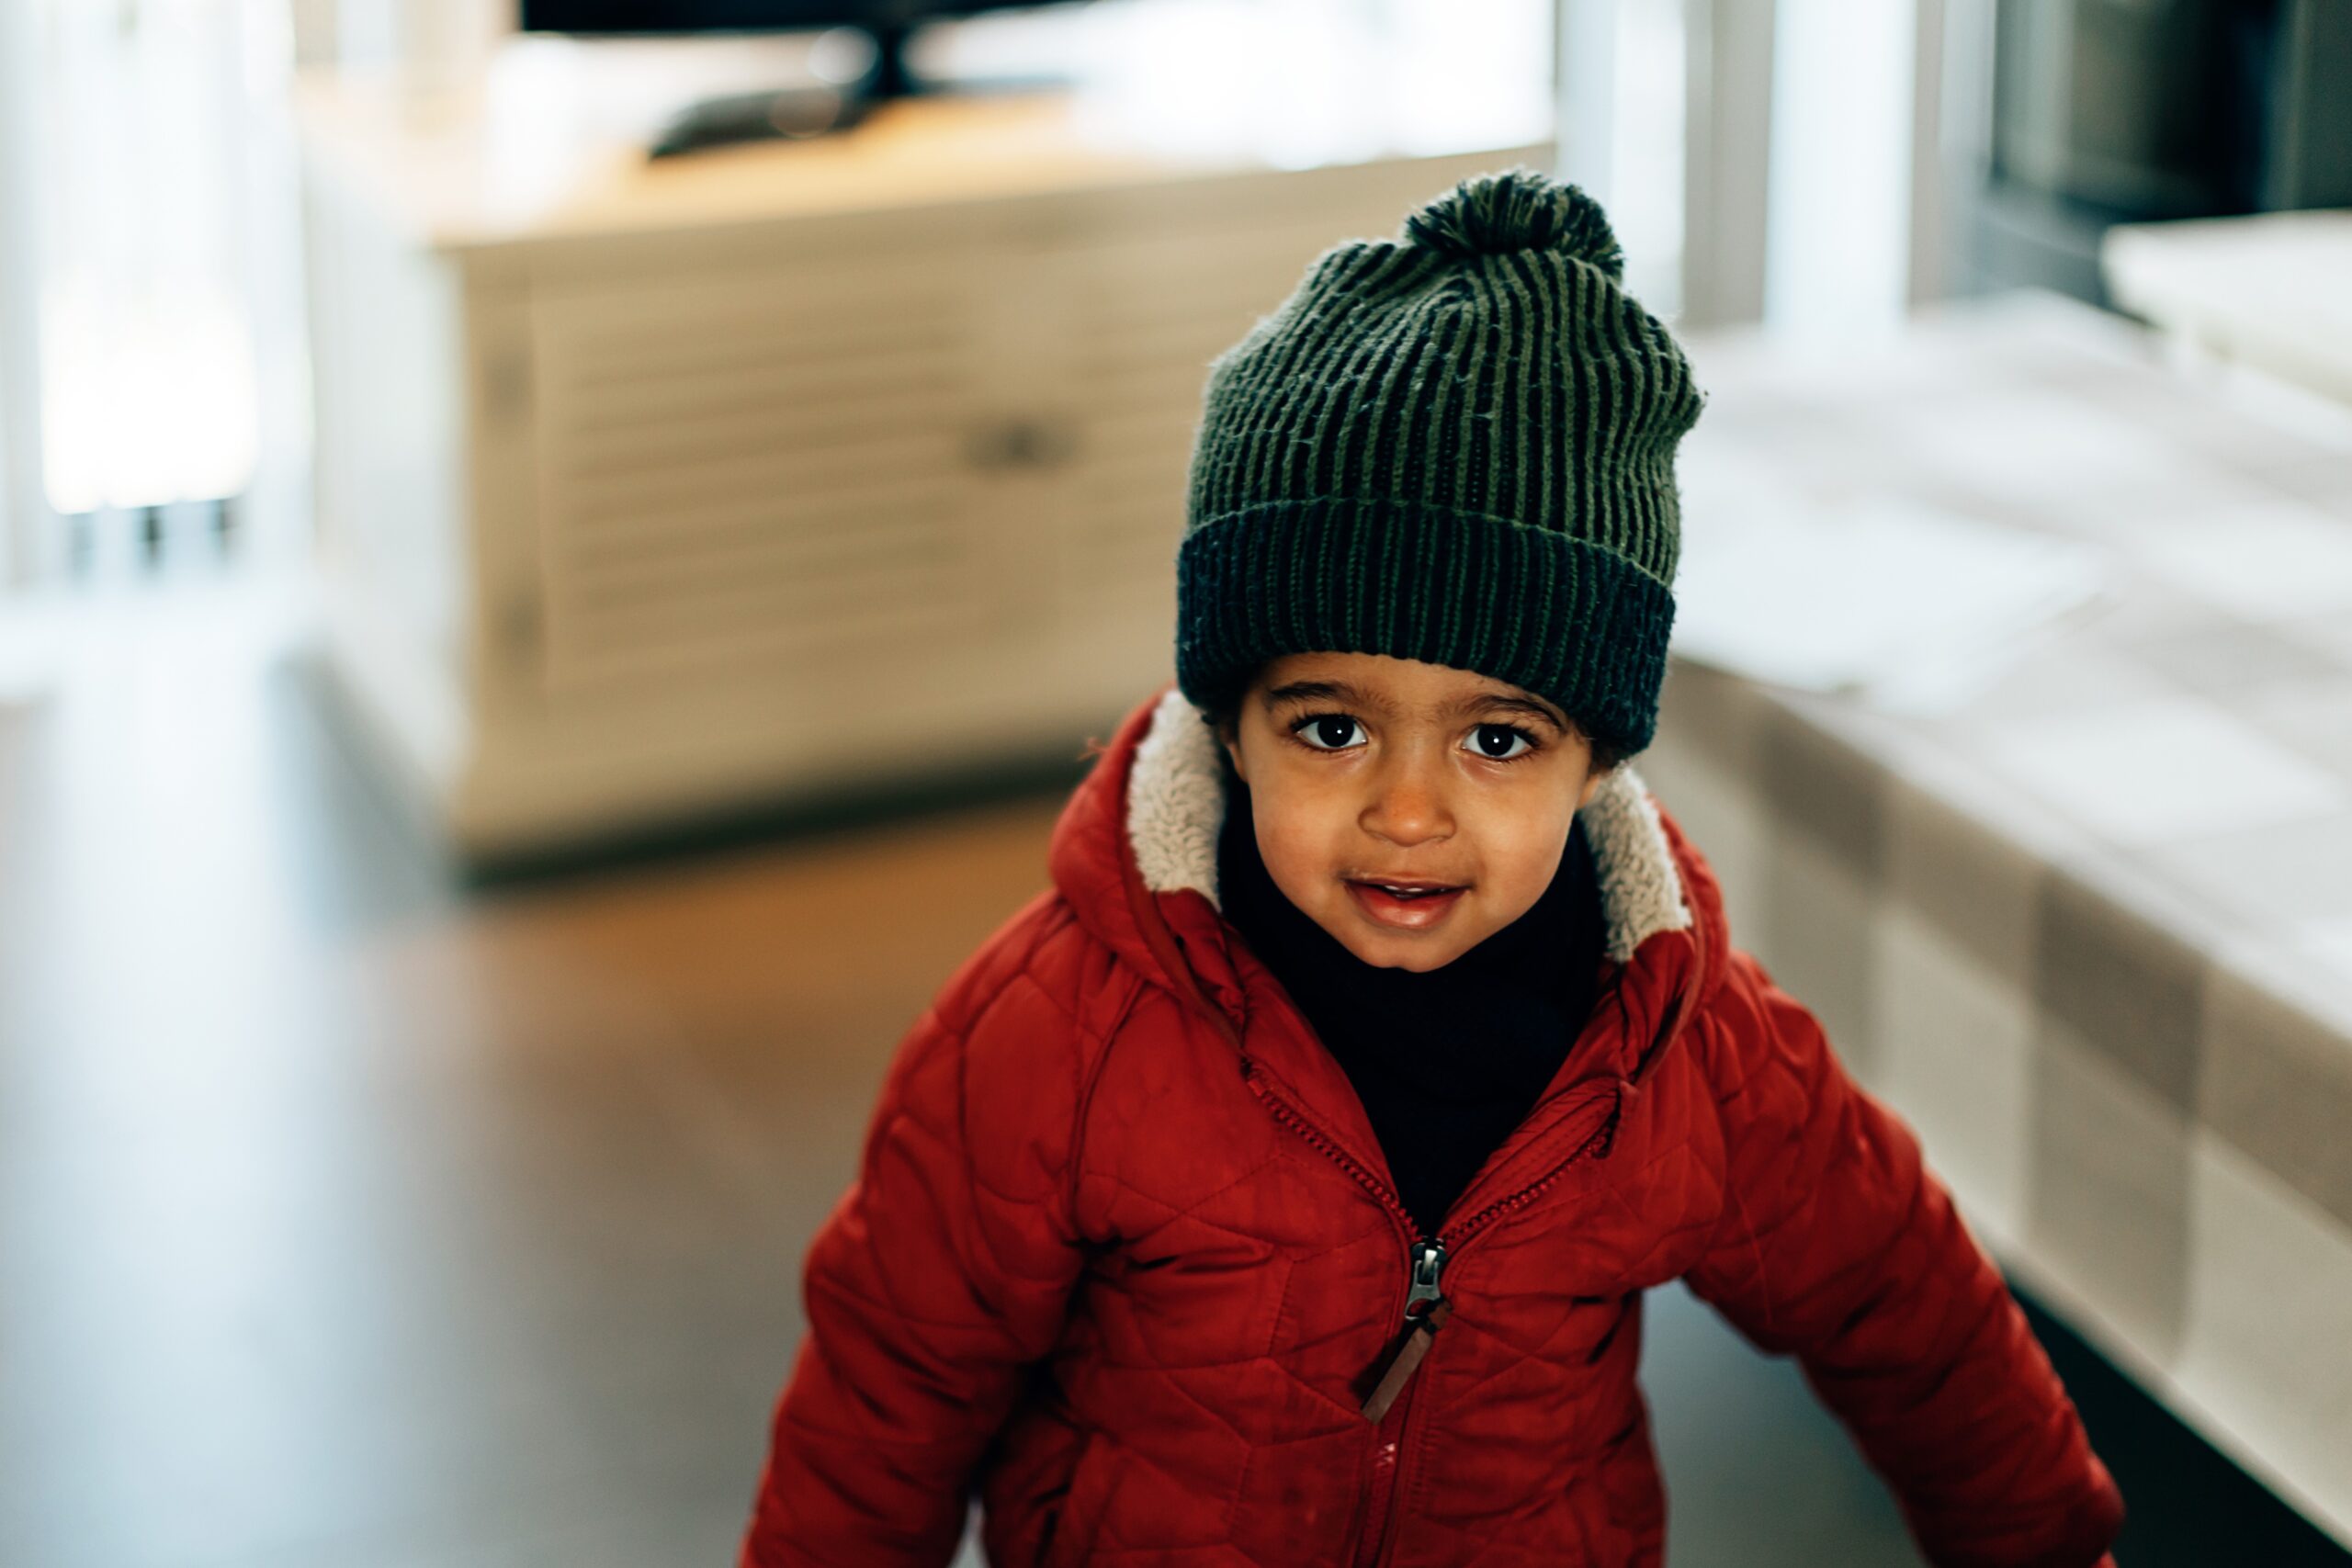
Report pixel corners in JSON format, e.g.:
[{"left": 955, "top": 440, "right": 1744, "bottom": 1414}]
[{"left": 1125, "top": 686, "right": 1693, "bottom": 964}]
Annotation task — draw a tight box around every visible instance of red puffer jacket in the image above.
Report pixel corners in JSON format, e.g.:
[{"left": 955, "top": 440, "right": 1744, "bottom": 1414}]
[{"left": 740, "top": 682, "right": 2125, "bottom": 1568}]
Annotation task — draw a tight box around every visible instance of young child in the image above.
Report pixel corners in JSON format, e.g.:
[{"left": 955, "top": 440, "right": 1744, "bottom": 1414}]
[{"left": 738, "top": 166, "right": 2125, "bottom": 1568}]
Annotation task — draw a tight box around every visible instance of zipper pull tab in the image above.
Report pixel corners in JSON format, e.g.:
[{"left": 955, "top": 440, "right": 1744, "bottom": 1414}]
[
  {"left": 1400, "top": 1240, "right": 1447, "bottom": 1325},
  {"left": 1361, "top": 1241, "right": 1451, "bottom": 1422}
]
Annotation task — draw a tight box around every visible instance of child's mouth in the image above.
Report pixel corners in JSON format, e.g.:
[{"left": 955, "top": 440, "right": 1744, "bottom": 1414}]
[{"left": 1345, "top": 880, "right": 1468, "bottom": 930}]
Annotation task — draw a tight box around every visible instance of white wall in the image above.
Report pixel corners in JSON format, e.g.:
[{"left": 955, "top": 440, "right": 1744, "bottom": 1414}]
[
  {"left": 1679, "top": 0, "right": 1995, "bottom": 335},
  {"left": 1761, "top": 0, "right": 1917, "bottom": 341},
  {"left": 1679, "top": 0, "right": 1777, "bottom": 330}
]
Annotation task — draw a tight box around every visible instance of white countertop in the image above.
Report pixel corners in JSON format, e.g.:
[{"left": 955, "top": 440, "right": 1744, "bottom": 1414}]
[{"left": 2103, "top": 207, "right": 2352, "bottom": 404}]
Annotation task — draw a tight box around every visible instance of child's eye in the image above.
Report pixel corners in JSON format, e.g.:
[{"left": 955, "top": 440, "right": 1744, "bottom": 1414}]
[
  {"left": 1287, "top": 715, "right": 1540, "bottom": 761},
  {"left": 1465, "top": 723, "right": 1538, "bottom": 761},
  {"left": 1290, "top": 713, "right": 1364, "bottom": 751}
]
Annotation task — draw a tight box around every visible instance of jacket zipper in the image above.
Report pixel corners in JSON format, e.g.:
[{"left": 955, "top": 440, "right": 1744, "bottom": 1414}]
[{"left": 1244, "top": 1063, "right": 1623, "bottom": 1568}]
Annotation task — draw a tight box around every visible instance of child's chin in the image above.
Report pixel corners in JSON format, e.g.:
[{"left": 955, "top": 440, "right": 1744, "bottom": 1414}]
[
  {"left": 1330, "top": 922, "right": 1474, "bottom": 972},
  {"left": 1372, "top": 947, "right": 1465, "bottom": 972}
]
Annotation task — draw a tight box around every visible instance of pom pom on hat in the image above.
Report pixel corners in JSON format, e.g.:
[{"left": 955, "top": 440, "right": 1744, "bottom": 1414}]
[{"left": 1402, "top": 164, "right": 1624, "bottom": 280}]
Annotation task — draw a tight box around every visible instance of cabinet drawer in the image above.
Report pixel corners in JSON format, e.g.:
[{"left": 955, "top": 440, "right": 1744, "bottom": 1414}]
[{"left": 527, "top": 254, "right": 1000, "bottom": 694}]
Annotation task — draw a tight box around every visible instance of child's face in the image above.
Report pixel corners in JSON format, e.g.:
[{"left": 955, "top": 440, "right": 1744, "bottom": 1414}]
[{"left": 1218, "top": 651, "right": 1607, "bottom": 972}]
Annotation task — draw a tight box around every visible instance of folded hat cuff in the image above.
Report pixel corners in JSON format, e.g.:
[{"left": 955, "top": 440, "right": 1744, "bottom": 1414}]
[{"left": 1173, "top": 496, "right": 1674, "bottom": 757}]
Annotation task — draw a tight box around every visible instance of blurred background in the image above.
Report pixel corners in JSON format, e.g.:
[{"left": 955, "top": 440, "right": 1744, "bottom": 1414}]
[{"left": 2, "top": 1, "right": 2349, "bottom": 1563}]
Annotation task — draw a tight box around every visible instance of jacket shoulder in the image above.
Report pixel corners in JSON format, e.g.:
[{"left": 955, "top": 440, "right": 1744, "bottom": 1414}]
[
  {"left": 1677, "top": 938, "right": 1860, "bottom": 1172},
  {"left": 931, "top": 886, "right": 1136, "bottom": 1048},
  {"left": 903, "top": 887, "right": 1138, "bottom": 1201},
  {"left": 1681, "top": 942, "right": 1781, "bottom": 1085}
]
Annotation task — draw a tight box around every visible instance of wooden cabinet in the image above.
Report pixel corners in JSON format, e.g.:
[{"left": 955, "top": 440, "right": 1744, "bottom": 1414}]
[{"left": 297, "top": 64, "right": 1550, "bottom": 865}]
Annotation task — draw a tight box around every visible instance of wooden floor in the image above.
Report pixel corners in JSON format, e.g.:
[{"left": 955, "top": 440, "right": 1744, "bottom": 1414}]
[{"left": 0, "top": 569, "right": 1917, "bottom": 1567}]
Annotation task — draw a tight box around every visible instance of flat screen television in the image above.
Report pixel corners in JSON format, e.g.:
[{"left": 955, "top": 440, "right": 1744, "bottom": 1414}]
[
  {"left": 520, "top": 1, "right": 1080, "bottom": 97},
  {"left": 521, "top": 1, "right": 1030, "bottom": 33}
]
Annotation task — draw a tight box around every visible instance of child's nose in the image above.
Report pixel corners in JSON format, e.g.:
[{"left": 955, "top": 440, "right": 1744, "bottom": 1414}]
[{"left": 1360, "top": 754, "right": 1454, "bottom": 847}]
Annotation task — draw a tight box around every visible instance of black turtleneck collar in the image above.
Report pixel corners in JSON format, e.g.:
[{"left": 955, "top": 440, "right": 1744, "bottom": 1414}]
[{"left": 1214, "top": 755, "right": 1610, "bottom": 1237}]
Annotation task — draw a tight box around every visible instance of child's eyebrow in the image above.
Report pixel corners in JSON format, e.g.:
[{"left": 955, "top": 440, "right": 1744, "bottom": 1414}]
[{"left": 1262, "top": 680, "right": 1567, "bottom": 731}]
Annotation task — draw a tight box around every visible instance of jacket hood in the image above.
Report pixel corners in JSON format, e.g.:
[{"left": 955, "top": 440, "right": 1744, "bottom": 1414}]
[{"left": 1048, "top": 682, "right": 1732, "bottom": 1086}]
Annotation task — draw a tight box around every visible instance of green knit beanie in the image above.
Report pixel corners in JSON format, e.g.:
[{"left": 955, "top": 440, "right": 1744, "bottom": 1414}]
[{"left": 1174, "top": 164, "right": 1705, "bottom": 759}]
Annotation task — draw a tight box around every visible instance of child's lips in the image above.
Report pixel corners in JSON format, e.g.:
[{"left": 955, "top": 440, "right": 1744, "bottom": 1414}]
[{"left": 1346, "top": 879, "right": 1468, "bottom": 931}]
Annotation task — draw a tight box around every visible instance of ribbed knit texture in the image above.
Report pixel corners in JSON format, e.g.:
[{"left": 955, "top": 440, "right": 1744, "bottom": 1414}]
[{"left": 1174, "top": 165, "right": 1706, "bottom": 756}]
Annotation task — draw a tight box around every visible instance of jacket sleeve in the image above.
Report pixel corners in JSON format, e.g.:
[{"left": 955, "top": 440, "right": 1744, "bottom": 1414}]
[
  {"left": 1682, "top": 947, "right": 2126, "bottom": 1568},
  {"left": 739, "top": 902, "right": 1094, "bottom": 1568}
]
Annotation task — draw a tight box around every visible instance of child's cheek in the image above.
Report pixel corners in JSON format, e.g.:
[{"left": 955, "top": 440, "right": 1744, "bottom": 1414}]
[{"left": 1253, "top": 797, "right": 1337, "bottom": 898}]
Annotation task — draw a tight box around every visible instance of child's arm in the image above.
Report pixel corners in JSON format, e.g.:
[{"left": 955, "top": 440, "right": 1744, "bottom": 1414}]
[
  {"left": 739, "top": 897, "right": 1092, "bottom": 1568},
  {"left": 1683, "top": 947, "right": 2126, "bottom": 1568}
]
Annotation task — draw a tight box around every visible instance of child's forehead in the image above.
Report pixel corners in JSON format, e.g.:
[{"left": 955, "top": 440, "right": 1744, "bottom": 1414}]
[{"left": 1252, "top": 652, "right": 1566, "bottom": 726}]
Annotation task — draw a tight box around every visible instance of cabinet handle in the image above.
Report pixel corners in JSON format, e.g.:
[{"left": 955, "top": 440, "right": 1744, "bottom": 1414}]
[
  {"left": 966, "top": 415, "right": 1080, "bottom": 470},
  {"left": 483, "top": 351, "right": 531, "bottom": 423},
  {"left": 497, "top": 591, "right": 542, "bottom": 666}
]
